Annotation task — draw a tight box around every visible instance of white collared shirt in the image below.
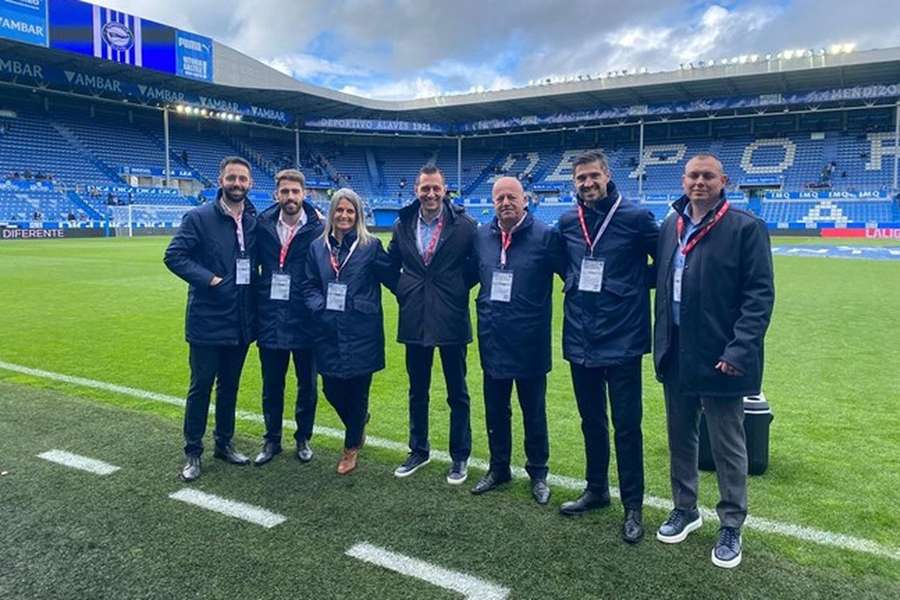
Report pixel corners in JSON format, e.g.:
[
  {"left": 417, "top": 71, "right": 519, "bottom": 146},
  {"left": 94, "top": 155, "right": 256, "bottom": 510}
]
[{"left": 277, "top": 206, "right": 307, "bottom": 246}]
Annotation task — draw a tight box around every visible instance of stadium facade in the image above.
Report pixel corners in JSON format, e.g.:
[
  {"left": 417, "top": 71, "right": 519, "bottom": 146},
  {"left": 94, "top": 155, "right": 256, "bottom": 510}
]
[{"left": 1, "top": 0, "right": 899, "bottom": 239}]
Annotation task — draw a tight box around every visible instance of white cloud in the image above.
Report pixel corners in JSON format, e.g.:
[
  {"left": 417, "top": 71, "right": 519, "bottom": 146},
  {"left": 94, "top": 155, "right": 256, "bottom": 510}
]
[
  {"left": 341, "top": 78, "right": 445, "bottom": 101},
  {"left": 261, "top": 54, "right": 366, "bottom": 80},
  {"left": 87, "top": 0, "right": 900, "bottom": 100}
]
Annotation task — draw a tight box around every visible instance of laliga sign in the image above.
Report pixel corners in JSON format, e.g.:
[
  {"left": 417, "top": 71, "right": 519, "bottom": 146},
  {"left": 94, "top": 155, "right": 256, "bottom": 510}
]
[{"left": 102, "top": 21, "right": 135, "bottom": 52}]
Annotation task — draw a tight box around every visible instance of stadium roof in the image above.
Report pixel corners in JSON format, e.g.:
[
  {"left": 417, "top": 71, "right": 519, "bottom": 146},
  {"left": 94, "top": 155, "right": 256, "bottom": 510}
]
[
  {"left": 3, "top": 38, "right": 900, "bottom": 128},
  {"left": 213, "top": 44, "right": 900, "bottom": 124}
]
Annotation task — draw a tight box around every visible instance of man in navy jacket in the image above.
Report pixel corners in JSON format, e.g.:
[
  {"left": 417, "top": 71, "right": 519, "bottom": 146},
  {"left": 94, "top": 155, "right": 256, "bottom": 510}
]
[
  {"left": 557, "top": 150, "right": 659, "bottom": 544},
  {"left": 164, "top": 156, "right": 258, "bottom": 482},
  {"left": 252, "top": 169, "right": 324, "bottom": 467},
  {"left": 653, "top": 154, "right": 774, "bottom": 569},
  {"left": 387, "top": 165, "right": 478, "bottom": 484},
  {"left": 470, "top": 177, "right": 564, "bottom": 505}
]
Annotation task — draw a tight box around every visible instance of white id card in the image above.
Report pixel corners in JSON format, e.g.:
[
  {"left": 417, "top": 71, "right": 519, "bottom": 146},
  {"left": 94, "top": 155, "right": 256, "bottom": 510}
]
[
  {"left": 578, "top": 258, "right": 605, "bottom": 293},
  {"left": 326, "top": 282, "right": 348, "bottom": 312},
  {"left": 236, "top": 258, "right": 251, "bottom": 285},
  {"left": 270, "top": 272, "right": 291, "bottom": 301},
  {"left": 490, "top": 270, "right": 513, "bottom": 303},
  {"left": 673, "top": 267, "right": 683, "bottom": 303}
]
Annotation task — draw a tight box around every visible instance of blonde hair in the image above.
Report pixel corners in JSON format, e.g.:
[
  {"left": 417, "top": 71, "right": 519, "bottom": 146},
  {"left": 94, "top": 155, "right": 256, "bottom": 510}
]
[{"left": 321, "top": 187, "right": 373, "bottom": 245}]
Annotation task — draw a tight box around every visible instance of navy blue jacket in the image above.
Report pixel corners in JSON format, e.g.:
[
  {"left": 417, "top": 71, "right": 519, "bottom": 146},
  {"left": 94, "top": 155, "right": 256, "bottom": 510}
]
[
  {"left": 164, "top": 194, "right": 257, "bottom": 346},
  {"left": 302, "top": 232, "right": 395, "bottom": 379},
  {"left": 387, "top": 198, "right": 478, "bottom": 346},
  {"left": 654, "top": 195, "right": 774, "bottom": 396},
  {"left": 475, "top": 214, "right": 564, "bottom": 379},
  {"left": 557, "top": 182, "right": 659, "bottom": 367},
  {"left": 255, "top": 202, "right": 324, "bottom": 350}
]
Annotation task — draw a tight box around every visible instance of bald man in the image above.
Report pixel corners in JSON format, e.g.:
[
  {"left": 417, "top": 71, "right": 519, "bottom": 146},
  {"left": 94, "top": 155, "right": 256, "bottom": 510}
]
[{"left": 470, "top": 177, "right": 564, "bottom": 504}]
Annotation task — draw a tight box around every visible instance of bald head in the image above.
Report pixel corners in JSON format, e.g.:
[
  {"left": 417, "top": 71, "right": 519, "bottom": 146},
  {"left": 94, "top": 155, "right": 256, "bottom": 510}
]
[
  {"left": 492, "top": 176, "right": 524, "bottom": 197},
  {"left": 492, "top": 176, "right": 527, "bottom": 230}
]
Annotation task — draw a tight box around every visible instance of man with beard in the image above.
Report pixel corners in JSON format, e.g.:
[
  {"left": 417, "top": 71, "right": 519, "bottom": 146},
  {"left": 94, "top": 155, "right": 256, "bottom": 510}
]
[
  {"left": 165, "top": 156, "right": 258, "bottom": 481},
  {"left": 388, "top": 165, "right": 478, "bottom": 484},
  {"left": 556, "top": 150, "right": 659, "bottom": 544},
  {"left": 252, "top": 169, "right": 324, "bottom": 466}
]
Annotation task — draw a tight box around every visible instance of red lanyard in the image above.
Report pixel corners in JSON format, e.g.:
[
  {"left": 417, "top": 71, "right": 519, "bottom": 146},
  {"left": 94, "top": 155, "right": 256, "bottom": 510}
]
[
  {"left": 676, "top": 201, "right": 730, "bottom": 256},
  {"left": 577, "top": 196, "right": 621, "bottom": 256},
  {"left": 324, "top": 237, "right": 359, "bottom": 280},
  {"left": 499, "top": 213, "right": 527, "bottom": 268},
  {"left": 277, "top": 221, "right": 299, "bottom": 270},
  {"left": 420, "top": 215, "right": 444, "bottom": 265}
]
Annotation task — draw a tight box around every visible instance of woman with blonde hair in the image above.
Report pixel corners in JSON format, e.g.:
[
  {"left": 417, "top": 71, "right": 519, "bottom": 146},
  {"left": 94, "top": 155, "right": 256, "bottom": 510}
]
[{"left": 302, "top": 188, "right": 397, "bottom": 474}]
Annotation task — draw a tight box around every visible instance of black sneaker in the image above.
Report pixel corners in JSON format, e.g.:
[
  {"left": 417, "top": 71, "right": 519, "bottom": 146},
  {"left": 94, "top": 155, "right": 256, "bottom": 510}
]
[
  {"left": 446, "top": 460, "right": 468, "bottom": 485},
  {"left": 712, "top": 527, "right": 743, "bottom": 568},
  {"left": 656, "top": 508, "right": 703, "bottom": 544},
  {"left": 393, "top": 453, "right": 430, "bottom": 478}
]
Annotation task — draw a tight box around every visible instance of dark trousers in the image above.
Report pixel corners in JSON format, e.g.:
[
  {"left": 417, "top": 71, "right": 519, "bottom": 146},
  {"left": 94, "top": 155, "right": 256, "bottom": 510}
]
[
  {"left": 183, "top": 343, "right": 250, "bottom": 457},
  {"left": 569, "top": 358, "right": 645, "bottom": 509},
  {"left": 405, "top": 343, "right": 472, "bottom": 462},
  {"left": 258, "top": 346, "right": 318, "bottom": 446},
  {"left": 663, "top": 386, "right": 747, "bottom": 529},
  {"left": 483, "top": 374, "right": 549, "bottom": 480},
  {"left": 322, "top": 374, "right": 372, "bottom": 449}
]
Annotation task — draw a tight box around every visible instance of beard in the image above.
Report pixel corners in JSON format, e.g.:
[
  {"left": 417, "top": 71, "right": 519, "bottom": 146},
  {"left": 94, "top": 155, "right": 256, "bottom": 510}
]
[{"left": 223, "top": 186, "right": 247, "bottom": 203}]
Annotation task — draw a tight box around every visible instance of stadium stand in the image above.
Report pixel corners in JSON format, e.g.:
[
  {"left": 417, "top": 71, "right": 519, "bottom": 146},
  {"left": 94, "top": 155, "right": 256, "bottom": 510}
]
[{"left": 2, "top": 94, "right": 900, "bottom": 229}]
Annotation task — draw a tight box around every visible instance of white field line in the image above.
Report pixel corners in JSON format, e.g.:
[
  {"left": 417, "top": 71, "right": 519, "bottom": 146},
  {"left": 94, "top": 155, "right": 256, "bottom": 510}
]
[
  {"left": 169, "top": 488, "right": 286, "bottom": 528},
  {"left": 37, "top": 449, "right": 120, "bottom": 475},
  {"left": 346, "top": 542, "right": 509, "bottom": 600},
  {"left": 2, "top": 359, "right": 899, "bottom": 562}
]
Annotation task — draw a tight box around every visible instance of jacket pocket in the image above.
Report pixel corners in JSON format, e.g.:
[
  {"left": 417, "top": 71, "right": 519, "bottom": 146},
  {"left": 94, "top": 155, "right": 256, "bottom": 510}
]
[
  {"left": 352, "top": 298, "right": 381, "bottom": 314},
  {"left": 602, "top": 278, "right": 639, "bottom": 298}
]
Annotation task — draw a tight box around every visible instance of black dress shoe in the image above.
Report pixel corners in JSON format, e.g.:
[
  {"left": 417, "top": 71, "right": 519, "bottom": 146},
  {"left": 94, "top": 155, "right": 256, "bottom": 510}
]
[
  {"left": 253, "top": 442, "right": 282, "bottom": 466},
  {"left": 559, "top": 488, "right": 611, "bottom": 516},
  {"left": 296, "top": 440, "right": 313, "bottom": 463},
  {"left": 213, "top": 444, "right": 250, "bottom": 465},
  {"left": 622, "top": 508, "right": 644, "bottom": 544},
  {"left": 531, "top": 479, "right": 551, "bottom": 505},
  {"left": 180, "top": 455, "right": 201, "bottom": 482},
  {"left": 470, "top": 470, "right": 511, "bottom": 495}
]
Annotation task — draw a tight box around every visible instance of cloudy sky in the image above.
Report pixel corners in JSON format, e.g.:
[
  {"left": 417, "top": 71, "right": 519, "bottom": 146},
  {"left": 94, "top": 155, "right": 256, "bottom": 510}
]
[{"left": 94, "top": 0, "right": 900, "bottom": 101}]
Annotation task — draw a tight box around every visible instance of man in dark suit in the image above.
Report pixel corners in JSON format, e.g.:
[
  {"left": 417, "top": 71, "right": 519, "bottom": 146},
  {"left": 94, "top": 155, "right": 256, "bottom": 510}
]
[
  {"left": 253, "top": 169, "right": 324, "bottom": 466},
  {"left": 387, "top": 165, "right": 478, "bottom": 485},
  {"left": 556, "top": 150, "right": 659, "bottom": 544},
  {"left": 164, "top": 156, "right": 258, "bottom": 482},
  {"left": 653, "top": 154, "right": 774, "bottom": 568}
]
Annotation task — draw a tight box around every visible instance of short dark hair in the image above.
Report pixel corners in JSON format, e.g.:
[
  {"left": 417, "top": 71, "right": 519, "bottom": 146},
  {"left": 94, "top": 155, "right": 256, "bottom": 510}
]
[
  {"left": 572, "top": 150, "right": 610, "bottom": 173},
  {"left": 415, "top": 164, "right": 445, "bottom": 187},
  {"left": 275, "top": 168, "right": 306, "bottom": 189},
  {"left": 219, "top": 156, "right": 252, "bottom": 175}
]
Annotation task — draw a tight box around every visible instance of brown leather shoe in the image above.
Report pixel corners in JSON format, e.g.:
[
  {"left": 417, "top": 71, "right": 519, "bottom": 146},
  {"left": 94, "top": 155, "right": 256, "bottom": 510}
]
[{"left": 337, "top": 448, "right": 358, "bottom": 475}]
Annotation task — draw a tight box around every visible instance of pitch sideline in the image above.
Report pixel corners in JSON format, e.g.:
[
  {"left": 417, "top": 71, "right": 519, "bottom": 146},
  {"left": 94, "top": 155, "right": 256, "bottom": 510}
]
[{"left": 1, "top": 359, "right": 898, "bottom": 562}]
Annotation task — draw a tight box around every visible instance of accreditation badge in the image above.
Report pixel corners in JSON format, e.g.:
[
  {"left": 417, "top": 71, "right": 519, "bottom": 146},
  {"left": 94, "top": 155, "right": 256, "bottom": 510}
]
[
  {"left": 490, "top": 270, "right": 514, "bottom": 303},
  {"left": 578, "top": 258, "right": 604, "bottom": 293},
  {"left": 236, "top": 258, "right": 251, "bottom": 285},
  {"left": 326, "top": 282, "right": 348, "bottom": 312},
  {"left": 673, "top": 267, "right": 683, "bottom": 303},
  {"left": 270, "top": 272, "right": 291, "bottom": 301}
]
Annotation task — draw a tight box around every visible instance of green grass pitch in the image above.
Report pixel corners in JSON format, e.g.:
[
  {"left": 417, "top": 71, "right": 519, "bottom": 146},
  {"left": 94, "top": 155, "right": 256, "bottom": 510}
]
[{"left": 0, "top": 234, "right": 898, "bottom": 599}]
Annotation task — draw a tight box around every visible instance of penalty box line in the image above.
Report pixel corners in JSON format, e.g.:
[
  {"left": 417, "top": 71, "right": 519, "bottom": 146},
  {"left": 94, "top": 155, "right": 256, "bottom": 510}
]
[{"left": 1, "top": 359, "right": 898, "bottom": 562}]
